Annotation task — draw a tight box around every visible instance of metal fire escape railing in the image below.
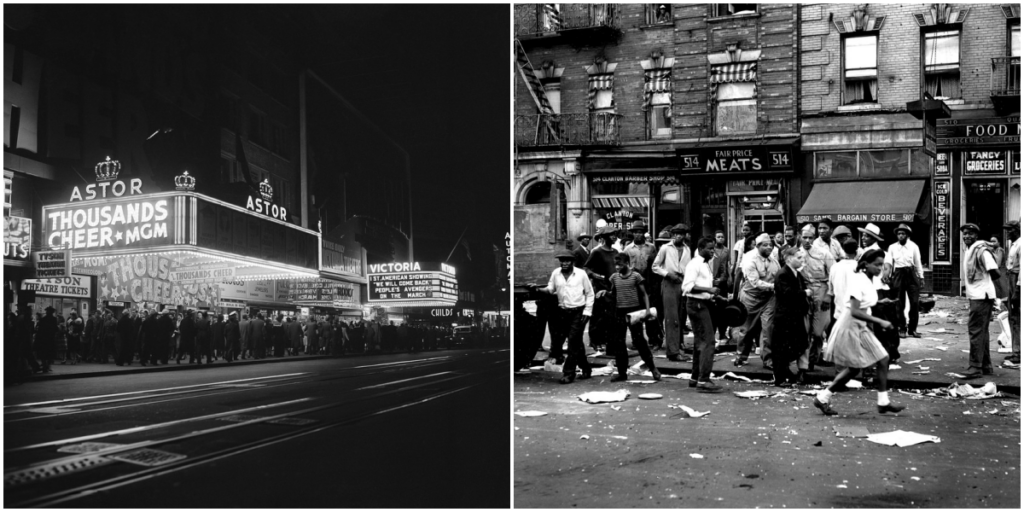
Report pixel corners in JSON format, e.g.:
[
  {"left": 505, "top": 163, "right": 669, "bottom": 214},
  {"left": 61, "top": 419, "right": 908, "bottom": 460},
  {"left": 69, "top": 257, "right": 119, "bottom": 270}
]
[
  {"left": 991, "top": 56, "right": 1021, "bottom": 96},
  {"left": 514, "top": 112, "right": 624, "bottom": 147},
  {"left": 514, "top": 4, "right": 619, "bottom": 38}
]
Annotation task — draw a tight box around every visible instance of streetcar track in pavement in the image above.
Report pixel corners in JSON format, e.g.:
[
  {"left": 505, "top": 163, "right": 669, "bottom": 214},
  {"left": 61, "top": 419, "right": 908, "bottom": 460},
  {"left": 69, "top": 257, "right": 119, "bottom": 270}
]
[{"left": 12, "top": 379, "right": 491, "bottom": 509}]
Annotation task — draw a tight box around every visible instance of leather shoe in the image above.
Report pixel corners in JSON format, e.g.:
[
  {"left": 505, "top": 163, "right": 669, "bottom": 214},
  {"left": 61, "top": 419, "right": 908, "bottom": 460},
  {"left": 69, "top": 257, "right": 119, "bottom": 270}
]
[
  {"left": 908, "top": 331, "right": 922, "bottom": 338},
  {"left": 813, "top": 398, "right": 837, "bottom": 416},
  {"left": 578, "top": 371, "right": 593, "bottom": 380},
  {"left": 898, "top": 330, "right": 908, "bottom": 339},
  {"left": 982, "top": 369, "right": 997, "bottom": 376},
  {"left": 610, "top": 375, "right": 628, "bottom": 382},
  {"left": 696, "top": 381, "right": 723, "bottom": 392},
  {"left": 652, "top": 370, "right": 662, "bottom": 381},
  {"left": 877, "top": 403, "right": 906, "bottom": 414},
  {"left": 960, "top": 370, "right": 983, "bottom": 379},
  {"left": 688, "top": 380, "right": 698, "bottom": 388},
  {"left": 733, "top": 357, "right": 747, "bottom": 367},
  {"left": 667, "top": 355, "right": 684, "bottom": 362},
  {"left": 559, "top": 375, "right": 575, "bottom": 384}
]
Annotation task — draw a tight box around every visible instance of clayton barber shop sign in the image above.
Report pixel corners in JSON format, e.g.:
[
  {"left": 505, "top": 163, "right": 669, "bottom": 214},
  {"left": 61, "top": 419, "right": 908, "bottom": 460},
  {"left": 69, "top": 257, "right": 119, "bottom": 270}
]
[{"left": 677, "top": 144, "right": 795, "bottom": 176}]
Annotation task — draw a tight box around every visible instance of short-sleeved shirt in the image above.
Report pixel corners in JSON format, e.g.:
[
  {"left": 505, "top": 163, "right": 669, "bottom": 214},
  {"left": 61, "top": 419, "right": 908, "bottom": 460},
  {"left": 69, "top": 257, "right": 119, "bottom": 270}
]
[
  {"left": 610, "top": 270, "right": 644, "bottom": 309},
  {"left": 845, "top": 272, "right": 878, "bottom": 320},
  {"left": 828, "top": 260, "right": 859, "bottom": 320},
  {"left": 962, "top": 241, "right": 999, "bottom": 300}
]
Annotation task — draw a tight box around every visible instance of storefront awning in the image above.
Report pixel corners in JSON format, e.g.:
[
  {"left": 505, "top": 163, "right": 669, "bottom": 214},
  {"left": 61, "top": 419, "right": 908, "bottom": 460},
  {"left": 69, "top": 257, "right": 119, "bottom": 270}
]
[
  {"left": 796, "top": 180, "right": 929, "bottom": 224},
  {"left": 592, "top": 196, "right": 650, "bottom": 209}
]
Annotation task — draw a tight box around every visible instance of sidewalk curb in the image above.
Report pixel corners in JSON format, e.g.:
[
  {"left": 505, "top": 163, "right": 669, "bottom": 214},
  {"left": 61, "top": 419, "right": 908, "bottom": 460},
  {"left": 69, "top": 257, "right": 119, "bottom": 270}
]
[
  {"left": 17, "top": 349, "right": 459, "bottom": 382},
  {"left": 529, "top": 356, "right": 1022, "bottom": 396}
]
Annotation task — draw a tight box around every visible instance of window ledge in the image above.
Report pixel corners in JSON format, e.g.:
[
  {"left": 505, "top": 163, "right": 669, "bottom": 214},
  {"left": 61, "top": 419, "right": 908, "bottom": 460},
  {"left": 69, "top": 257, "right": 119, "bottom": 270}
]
[
  {"left": 639, "top": 22, "right": 673, "bottom": 30},
  {"left": 939, "top": 98, "right": 965, "bottom": 105},
  {"left": 707, "top": 12, "right": 760, "bottom": 22},
  {"left": 838, "top": 103, "right": 882, "bottom": 112}
]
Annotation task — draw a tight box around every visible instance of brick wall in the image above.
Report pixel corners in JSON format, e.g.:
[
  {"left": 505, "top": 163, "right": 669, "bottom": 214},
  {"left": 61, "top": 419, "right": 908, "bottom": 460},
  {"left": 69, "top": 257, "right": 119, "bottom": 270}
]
[{"left": 801, "top": 3, "right": 1012, "bottom": 114}]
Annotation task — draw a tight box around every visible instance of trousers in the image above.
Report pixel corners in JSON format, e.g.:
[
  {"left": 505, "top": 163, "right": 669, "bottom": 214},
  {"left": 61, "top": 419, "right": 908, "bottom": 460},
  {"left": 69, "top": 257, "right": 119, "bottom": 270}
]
[
  {"left": 611, "top": 307, "right": 657, "bottom": 376},
  {"left": 685, "top": 298, "right": 717, "bottom": 383},
  {"left": 891, "top": 267, "right": 921, "bottom": 333},
  {"left": 968, "top": 298, "right": 994, "bottom": 371},
  {"left": 661, "top": 279, "right": 684, "bottom": 357},
  {"left": 559, "top": 307, "right": 592, "bottom": 378}
]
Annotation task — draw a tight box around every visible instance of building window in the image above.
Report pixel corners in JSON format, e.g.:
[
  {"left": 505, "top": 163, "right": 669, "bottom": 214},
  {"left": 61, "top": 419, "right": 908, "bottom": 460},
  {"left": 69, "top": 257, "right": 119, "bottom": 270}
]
[
  {"left": 645, "top": 4, "right": 672, "bottom": 24},
  {"left": 715, "top": 83, "right": 756, "bottom": 135},
  {"left": 1012, "top": 23, "right": 1021, "bottom": 56},
  {"left": 543, "top": 85, "right": 561, "bottom": 114},
  {"left": 649, "top": 92, "right": 672, "bottom": 138},
  {"left": 714, "top": 4, "right": 757, "bottom": 17},
  {"left": 843, "top": 35, "right": 878, "bottom": 105},
  {"left": 524, "top": 181, "right": 567, "bottom": 242},
  {"left": 248, "top": 109, "right": 266, "bottom": 147},
  {"left": 923, "top": 30, "right": 960, "bottom": 99}
]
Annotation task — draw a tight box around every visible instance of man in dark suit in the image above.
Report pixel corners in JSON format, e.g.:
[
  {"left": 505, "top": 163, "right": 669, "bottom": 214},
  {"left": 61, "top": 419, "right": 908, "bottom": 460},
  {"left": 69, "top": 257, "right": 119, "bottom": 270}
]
[
  {"left": 573, "top": 233, "right": 592, "bottom": 269},
  {"left": 772, "top": 246, "right": 811, "bottom": 385}
]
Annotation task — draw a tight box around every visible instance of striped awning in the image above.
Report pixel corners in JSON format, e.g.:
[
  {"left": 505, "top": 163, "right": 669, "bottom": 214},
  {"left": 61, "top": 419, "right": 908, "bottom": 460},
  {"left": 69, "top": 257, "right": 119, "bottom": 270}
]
[
  {"left": 589, "top": 73, "right": 614, "bottom": 91},
  {"left": 593, "top": 196, "right": 650, "bottom": 209},
  {"left": 709, "top": 62, "right": 757, "bottom": 84},
  {"left": 644, "top": 69, "right": 672, "bottom": 94}
]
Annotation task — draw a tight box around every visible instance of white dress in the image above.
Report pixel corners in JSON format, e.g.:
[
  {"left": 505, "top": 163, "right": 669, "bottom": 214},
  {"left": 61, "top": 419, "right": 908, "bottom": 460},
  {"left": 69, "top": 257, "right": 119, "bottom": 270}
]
[{"left": 822, "top": 272, "right": 889, "bottom": 369}]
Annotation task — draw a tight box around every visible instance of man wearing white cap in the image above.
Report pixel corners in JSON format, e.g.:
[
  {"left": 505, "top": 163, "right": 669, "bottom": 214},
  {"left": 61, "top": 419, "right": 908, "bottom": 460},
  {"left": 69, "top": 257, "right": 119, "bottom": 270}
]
[
  {"left": 733, "top": 233, "right": 780, "bottom": 369},
  {"left": 797, "top": 223, "right": 834, "bottom": 380},
  {"left": 888, "top": 223, "right": 923, "bottom": 338}
]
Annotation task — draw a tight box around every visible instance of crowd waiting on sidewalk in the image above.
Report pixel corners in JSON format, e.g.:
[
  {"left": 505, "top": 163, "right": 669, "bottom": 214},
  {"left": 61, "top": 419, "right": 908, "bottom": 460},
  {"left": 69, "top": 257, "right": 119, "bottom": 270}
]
[
  {"left": 520, "top": 217, "right": 1020, "bottom": 416},
  {"left": 5, "top": 306, "right": 469, "bottom": 384}
]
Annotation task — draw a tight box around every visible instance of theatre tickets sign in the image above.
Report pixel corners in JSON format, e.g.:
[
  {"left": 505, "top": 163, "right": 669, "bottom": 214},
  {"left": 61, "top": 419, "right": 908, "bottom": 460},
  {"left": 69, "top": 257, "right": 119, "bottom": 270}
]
[{"left": 42, "top": 157, "right": 177, "bottom": 253}]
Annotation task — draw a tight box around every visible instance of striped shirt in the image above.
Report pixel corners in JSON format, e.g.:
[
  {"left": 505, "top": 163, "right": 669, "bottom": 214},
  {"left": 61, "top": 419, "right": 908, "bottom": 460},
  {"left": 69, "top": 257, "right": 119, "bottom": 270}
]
[{"left": 610, "top": 270, "right": 644, "bottom": 309}]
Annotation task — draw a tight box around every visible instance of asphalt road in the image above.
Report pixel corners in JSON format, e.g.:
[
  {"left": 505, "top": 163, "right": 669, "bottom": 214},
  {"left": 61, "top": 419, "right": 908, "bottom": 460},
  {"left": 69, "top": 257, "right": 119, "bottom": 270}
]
[
  {"left": 514, "top": 371, "right": 1021, "bottom": 508},
  {"left": 5, "top": 348, "right": 511, "bottom": 508}
]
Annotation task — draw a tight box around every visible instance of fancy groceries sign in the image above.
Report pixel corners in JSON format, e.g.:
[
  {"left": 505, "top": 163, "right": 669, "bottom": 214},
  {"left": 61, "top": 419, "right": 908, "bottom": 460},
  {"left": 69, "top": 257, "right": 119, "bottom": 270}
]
[{"left": 44, "top": 177, "right": 174, "bottom": 252}]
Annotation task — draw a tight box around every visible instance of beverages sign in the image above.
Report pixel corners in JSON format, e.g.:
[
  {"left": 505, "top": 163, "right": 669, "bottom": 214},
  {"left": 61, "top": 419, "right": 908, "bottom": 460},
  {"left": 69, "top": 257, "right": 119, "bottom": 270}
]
[
  {"left": 678, "top": 144, "right": 795, "bottom": 176},
  {"left": 933, "top": 179, "right": 951, "bottom": 263}
]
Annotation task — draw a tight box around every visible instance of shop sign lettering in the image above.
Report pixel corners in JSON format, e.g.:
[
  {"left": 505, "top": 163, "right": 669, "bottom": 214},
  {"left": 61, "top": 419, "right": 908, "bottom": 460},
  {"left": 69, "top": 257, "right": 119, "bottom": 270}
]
[
  {"left": 964, "top": 151, "right": 1006, "bottom": 175},
  {"left": 34, "top": 250, "right": 71, "bottom": 278},
  {"left": 4, "top": 216, "right": 32, "bottom": 262},
  {"left": 80, "top": 254, "right": 219, "bottom": 307},
  {"left": 933, "top": 179, "right": 951, "bottom": 263},
  {"left": 246, "top": 195, "right": 288, "bottom": 221},
  {"left": 21, "top": 275, "right": 92, "bottom": 298},
  {"left": 796, "top": 213, "right": 915, "bottom": 223},
  {"left": 678, "top": 145, "right": 795, "bottom": 176},
  {"left": 44, "top": 198, "right": 173, "bottom": 252}
]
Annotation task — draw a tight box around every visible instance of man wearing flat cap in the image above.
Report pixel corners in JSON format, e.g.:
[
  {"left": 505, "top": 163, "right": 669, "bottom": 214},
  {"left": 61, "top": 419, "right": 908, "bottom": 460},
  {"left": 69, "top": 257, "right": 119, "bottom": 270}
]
[
  {"left": 573, "top": 233, "right": 592, "bottom": 269},
  {"left": 888, "top": 223, "right": 924, "bottom": 339},
  {"left": 652, "top": 223, "right": 692, "bottom": 361},
  {"left": 960, "top": 222, "right": 1002, "bottom": 378},
  {"left": 1005, "top": 220, "right": 1021, "bottom": 365}
]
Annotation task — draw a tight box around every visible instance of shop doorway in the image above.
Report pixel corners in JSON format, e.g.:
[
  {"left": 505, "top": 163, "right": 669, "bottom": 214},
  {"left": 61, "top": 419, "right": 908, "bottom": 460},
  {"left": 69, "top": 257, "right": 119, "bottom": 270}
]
[{"left": 965, "top": 180, "right": 1005, "bottom": 238}]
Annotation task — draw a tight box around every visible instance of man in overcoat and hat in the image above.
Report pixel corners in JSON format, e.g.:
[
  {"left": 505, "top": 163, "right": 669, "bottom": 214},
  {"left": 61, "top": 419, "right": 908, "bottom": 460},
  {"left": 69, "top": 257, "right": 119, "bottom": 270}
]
[
  {"left": 888, "top": 223, "right": 924, "bottom": 338},
  {"left": 573, "top": 233, "right": 592, "bottom": 269}
]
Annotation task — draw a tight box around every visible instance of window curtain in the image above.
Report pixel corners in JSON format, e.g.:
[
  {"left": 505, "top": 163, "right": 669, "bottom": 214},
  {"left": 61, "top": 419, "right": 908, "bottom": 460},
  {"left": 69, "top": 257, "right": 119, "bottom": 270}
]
[
  {"left": 938, "top": 74, "right": 959, "bottom": 98},
  {"left": 642, "top": 68, "right": 672, "bottom": 110},
  {"left": 867, "top": 79, "right": 878, "bottom": 101},
  {"left": 709, "top": 62, "right": 757, "bottom": 99},
  {"left": 587, "top": 74, "right": 614, "bottom": 110},
  {"left": 845, "top": 82, "right": 864, "bottom": 102}
]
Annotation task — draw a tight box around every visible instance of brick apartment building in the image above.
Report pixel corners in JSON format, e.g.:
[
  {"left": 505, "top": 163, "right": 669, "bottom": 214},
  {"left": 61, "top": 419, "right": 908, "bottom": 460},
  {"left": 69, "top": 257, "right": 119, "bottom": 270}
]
[{"left": 514, "top": 3, "right": 1020, "bottom": 295}]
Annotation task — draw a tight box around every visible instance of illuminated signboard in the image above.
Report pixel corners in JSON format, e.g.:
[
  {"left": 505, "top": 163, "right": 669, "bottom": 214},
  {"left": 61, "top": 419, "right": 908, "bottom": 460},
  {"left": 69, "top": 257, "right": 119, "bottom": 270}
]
[
  {"left": 283, "top": 279, "right": 361, "bottom": 308},
  {"left": 21, "top": 275, "right": 92, "bottom": 298},
  {"left": 321, "top": 235, "right": 363, "bottom": 277},
  {"left": 4, "top": 216, "right": 32, "bottom": 264},
  {"left": 34, "top": 250, "right": 71, "bottom": 278},
  {"left": 367, "top": 262, "right": 458, "bottom": 304},
  {"left": 43, "top": 194, "right": 176, "bottom": 253}
]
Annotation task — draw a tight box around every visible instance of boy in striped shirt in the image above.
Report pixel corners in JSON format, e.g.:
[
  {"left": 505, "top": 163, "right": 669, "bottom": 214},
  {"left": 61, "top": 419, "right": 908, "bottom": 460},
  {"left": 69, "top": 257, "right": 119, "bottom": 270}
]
[{"left": 608, "top": 252, "right": 661, "bottom": 382}]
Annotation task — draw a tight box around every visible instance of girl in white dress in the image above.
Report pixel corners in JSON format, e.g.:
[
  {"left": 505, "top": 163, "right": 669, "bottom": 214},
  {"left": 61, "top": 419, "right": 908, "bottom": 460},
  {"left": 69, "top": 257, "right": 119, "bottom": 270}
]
[{"left": 815, "top": 249, "right": 905, "bottom": 415}]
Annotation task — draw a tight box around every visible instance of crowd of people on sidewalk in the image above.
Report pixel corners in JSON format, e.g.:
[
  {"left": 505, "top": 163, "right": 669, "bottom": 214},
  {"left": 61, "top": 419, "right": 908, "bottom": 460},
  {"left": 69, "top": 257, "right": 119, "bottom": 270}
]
[
  {"left": 520, "top": 216, "right": 1020, "bottom": 416},
  {"left": 5, "top": 305, "right": 476, "bottom": 384}
]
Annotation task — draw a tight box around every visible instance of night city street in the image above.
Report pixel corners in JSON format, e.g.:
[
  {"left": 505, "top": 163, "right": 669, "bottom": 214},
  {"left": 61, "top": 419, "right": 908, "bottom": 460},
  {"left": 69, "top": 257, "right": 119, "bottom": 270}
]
[{"left": 6, "top": 348, "right": 510, "bottom": 508}]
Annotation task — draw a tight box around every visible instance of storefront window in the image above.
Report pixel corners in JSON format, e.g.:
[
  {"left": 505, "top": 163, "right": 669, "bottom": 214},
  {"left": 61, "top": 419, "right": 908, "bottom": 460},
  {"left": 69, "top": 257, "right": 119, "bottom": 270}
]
[
  {"left": 814, "top": 151, "right": 858, "bottom": 180},
  {"left": 860, "top": 149, "right": 909, "bottom": 178}
]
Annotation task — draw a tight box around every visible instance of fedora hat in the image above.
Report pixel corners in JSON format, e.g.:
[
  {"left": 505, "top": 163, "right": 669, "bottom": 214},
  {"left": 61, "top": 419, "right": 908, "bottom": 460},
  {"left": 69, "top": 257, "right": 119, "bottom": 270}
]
[
  {"left": 655, "top": 230, "right": 672, "bottom": 242},
  {"left": 857, "top": 223, "right": 884, "bottom": 242},
  {"left": 894, "top": 223, "right": 913, "bottom": 235},
  {"left": 723, "top": 298, "right": 747, "bottom": 327},
  {"left": 593, "top": 225, "right": 617, "bottom": 240},
  {"left": 959, "top": 222, "right": 981, "bottom": 234},
  {"left": 832, "top": 225, "right": 853, "bottom": 238},
  {"left": 629, "top": 220, "right": 648, "bottom": 232},
  {"left": 670, "top": 223, "right": 689, "bottom": 234},
  {"left": 554, "top": 248, "right": 576, "bottom": 260},
  {"left": 576, "top": 232, "right": 592, "bottom": 241}
]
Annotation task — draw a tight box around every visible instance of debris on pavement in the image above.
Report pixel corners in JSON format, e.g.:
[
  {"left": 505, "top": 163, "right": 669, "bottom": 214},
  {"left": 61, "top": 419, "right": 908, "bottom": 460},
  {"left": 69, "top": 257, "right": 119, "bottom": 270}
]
[
  {"left": 911, "top": 371, "right": 931, "bottom": 375},
  {"left": 543, "top": 360, "right": 563, "bottom": 373},
  {"left": 590, "top": 364, "right": 616, "bottom": 376},
  {"left": 904, "top": 358, "right": 941, "bottom": 364},
  {"left": 578, "top": 389, "right": 630, "bottom": 404},
  {"left": 1003, "top": 360, "right": 1020, "bottom": 369},
  {"left": 580, "top": 435, "right": 590, "bottom": 440},
  {"left": 888, "top": 364, "right": 902, "bottom": 370},
  {"left": 929, "top": 328, "right": 947, "bottom": 333},
  {"left": 689, "top": 453, "right": 704, "bottom": 459},
  {"left": 721, "top": 372, "right": 753, "bottom": 382},
  {"left": 833, "top": 426, "right": 871, "bottom": 438},
  {"left": 947, "top": 382, "right": 1001, "bottom": 399},
  {"left": 734, "top": 390, "right": 783, "bottom": 400},
  {"left": 515, "top": 411, "right": 549, "bottom": 417},
  {"left": 934, "top": 347, "right": 948, "bottom": 351},
  {"left": 638, "top": 393, "right": 663, "bottom": 400},
  {"left": 865, "top": 430, "right": 941, "bottom": 447},
  {"left": 627, "top": 380, "right": 658, "bottom": 384},
  {"left": 846, "top": 379, "right": 863, "bottom": 389},
  {"left": 945, "top": 372, "right": 967, "bottom": 378},
  {"left": 668, "top": 404, "right": 710, "bottom": 418}
]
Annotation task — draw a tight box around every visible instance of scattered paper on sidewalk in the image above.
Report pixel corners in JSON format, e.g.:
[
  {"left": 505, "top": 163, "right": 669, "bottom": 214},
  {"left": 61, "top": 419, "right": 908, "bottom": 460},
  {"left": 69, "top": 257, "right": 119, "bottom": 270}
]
[
  {"left": 689, "top": 453, "right": 704, "bottom": 459},
  {"left": 722, "top": 372, "right": 752, "bottom": 382},
  {"left": 946, "top": 372, "right": 967, "bottom": 379},
  {"left": 638, "top": 393, "right": 663, "bottom": 400},
  {"left": 590, "top": 365, "right": 615, "bottom": 376},
  {"left": 911, "top": 371, "right": 930, "bottom": 375},
  {"left": 934, "top": 347, "right": 948, "bottom": 351},
  {"left": 929, "top": 328, "right": 947, "bottom": 333},
  {"left": 669, "top": 404, "right": 710, "bottom": 417},
  {"left": 888, "top": 364, "right": 901, "bottom": 370},
  {"left": 925, "top": 337, "right": 944, "bottom": 341},
  {"left": 942, "top": 382, "right": 1001, "bottom": 399},
  {"left": 580, "top": 435, "right": 590, "bottom": 440},
  {"left": 628, "top": 380, "right": 657, "bottom": 384},
  {"left": 905, "top": 358, "right": 941, "bottom": 364},
  {"left": 544, "top": 360, "right": 563, "bottom": 373},
  {"left": 918, "top": 366, "right": 930, "bottom": 370},
  {"left": 578, "top": 389, "right": 630, "bottom": 404},
  {"left": 865, "top": 430, "right": 941, "bottom": 447},
  {"left": 1003, "top": 360, "right": 1020, "bottom": 369},
  {"left": 514, "top": 411, "right": 548, "bottom": 417},
  {"left": 672, "top": 373, "right": 693, "bottom": 381},
  {"left": 846, "top": 379, "right": 863, "bottom": 389},
  {"left": 833, "top": 426, "right": 870, "bottom": 438},
  {"left": 997, "top": 347, "right": 1012, "bottom": 353},
  {"left": 734, "top": 390, "right": 779, "bottom": 399}
]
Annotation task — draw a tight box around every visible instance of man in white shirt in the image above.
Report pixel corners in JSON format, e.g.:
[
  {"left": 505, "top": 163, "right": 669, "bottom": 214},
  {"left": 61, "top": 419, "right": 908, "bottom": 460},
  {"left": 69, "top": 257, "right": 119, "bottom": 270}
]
[
  {"left": 652, "top": 224, "right": 691, "bottom": 361},
  {"left": 888, "top": 223, "right": 924, "bottom": 339},
  {"left": 733, "top": 233, "right": 780, "bottom": 369},
  {"left": 1005, "top": 220, "right": 1021, "bottom": 365},
  {"left": 623, "top": 220, "right": 655, "bottom": 274},
  {"left": 530, "top": 249, "right": 596, "bottom": 384},
  {"left": 683, "top": 237, "right": 723, "bottom": 392},
  {"left": 813, "top": 218, "right": 846, "bottom": 262},
  {"left": 731, "top": 222, "right": 752, "bottom": 276},
  {"left": 960, "top": 223, "right": 1002, "bottom": 379}
]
